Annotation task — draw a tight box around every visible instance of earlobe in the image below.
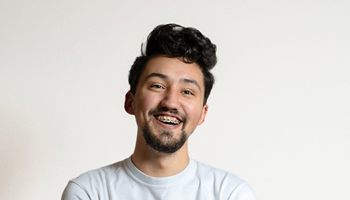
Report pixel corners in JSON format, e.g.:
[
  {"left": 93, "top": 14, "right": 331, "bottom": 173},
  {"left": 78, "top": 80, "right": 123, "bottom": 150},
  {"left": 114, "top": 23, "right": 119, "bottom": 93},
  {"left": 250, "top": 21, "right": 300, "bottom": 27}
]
[
  {"left": 198, "top": 105, "right": 208, "bottom": 125},
  {"left": 124, "top": 91, "right": 135, "bottom": 115}
]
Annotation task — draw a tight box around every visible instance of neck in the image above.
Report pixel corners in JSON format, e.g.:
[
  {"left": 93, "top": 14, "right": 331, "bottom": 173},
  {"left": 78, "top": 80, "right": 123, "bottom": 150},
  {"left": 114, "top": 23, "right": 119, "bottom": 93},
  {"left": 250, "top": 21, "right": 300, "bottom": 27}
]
[{"left": 131, "top": 135, "right": 190, "bottom": 177}]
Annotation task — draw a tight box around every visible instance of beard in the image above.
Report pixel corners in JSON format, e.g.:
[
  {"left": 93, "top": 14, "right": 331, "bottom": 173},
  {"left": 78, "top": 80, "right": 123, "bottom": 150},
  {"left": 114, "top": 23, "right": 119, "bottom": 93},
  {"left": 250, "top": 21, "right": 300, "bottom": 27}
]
[{"left": 142, "top": 125, "right": 188, "bottom": 153}]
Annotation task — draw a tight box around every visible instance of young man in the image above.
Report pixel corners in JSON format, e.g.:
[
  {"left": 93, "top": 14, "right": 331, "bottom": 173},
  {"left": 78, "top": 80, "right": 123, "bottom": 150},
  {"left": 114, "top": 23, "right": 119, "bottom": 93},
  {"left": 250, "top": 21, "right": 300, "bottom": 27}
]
[{"left": 62, "top": 23, "right": 256, "bottom": 200}]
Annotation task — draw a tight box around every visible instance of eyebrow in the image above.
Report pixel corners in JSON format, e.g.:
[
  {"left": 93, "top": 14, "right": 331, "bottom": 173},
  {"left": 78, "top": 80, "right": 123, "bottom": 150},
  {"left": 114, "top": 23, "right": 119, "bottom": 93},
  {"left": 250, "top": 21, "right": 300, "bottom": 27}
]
[
  {"left": 145, "top": 72, "right": 201, "bottom": 90},
  {"left": 145, "top": 73, "right": 167, "bottom": 80}
]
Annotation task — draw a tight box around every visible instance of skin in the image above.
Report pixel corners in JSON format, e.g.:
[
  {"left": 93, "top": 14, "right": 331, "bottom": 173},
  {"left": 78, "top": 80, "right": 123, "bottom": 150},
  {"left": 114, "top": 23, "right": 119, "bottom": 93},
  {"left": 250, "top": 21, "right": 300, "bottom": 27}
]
[{"left": 124, "top": 55, "right": 208, "bottom": 177}]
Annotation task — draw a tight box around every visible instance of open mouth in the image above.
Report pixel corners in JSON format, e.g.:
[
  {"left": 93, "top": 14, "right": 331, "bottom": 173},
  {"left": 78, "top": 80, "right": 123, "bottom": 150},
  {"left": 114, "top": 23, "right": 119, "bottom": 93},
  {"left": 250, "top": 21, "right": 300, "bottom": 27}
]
[{"left": 154, "top": 115, "right": 182, "bottom": 126}]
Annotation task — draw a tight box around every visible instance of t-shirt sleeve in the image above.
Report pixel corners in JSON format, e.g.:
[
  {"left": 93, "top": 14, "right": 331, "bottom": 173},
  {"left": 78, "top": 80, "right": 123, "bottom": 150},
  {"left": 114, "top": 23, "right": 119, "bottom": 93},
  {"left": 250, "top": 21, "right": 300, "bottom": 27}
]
[
  {"left": 61, "top": 181, "right": 91, "bottom": 200},
  {"left": 229, "top": 183, "right": 257, "bottom": 200}
]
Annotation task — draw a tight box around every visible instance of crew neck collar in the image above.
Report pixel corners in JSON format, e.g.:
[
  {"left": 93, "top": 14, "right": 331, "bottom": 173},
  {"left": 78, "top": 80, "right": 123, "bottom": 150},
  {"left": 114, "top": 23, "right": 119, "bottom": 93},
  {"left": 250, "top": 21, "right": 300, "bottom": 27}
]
[{"left": 124, "top": 157, "right": 196, "bottom": 187}]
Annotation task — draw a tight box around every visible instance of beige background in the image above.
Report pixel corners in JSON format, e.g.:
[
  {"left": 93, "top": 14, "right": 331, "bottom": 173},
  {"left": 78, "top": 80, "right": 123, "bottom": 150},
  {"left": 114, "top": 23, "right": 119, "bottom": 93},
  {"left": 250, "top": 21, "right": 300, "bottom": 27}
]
[{"left": 1, "top": 0, "right": 349, "bottom": 199}]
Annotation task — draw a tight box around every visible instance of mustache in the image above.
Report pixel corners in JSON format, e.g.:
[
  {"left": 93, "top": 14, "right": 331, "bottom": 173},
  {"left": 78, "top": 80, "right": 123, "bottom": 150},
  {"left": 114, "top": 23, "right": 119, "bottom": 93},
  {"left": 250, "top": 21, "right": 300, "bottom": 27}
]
[
  {"left": 149, "top": 107, "right": 186, "bottom": 121},
  {"left": 149, "top": 107, "right": 179, "bottom": 115}
]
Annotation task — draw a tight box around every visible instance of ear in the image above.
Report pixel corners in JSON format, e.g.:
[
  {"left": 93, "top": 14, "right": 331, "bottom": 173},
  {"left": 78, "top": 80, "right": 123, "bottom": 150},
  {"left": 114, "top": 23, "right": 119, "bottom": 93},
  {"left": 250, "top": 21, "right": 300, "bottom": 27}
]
[
  {"left": 198, "top": 104, "right": 208, "bottom": 125},
  {"left": 124, "top": 91, "right": 135, "bottom": 115}
]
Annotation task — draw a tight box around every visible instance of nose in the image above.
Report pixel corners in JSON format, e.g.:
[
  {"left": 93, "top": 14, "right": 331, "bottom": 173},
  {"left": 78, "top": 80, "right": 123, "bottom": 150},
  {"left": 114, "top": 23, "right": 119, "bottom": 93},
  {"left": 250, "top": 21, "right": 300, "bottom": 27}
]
[{"left": 160, "top": 87, "right": 180, "bottom": 110}]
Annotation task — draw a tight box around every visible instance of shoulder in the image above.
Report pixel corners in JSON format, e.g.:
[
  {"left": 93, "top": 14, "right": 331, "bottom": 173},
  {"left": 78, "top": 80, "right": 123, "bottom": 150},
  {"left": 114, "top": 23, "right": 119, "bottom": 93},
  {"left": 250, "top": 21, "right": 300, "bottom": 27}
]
[
  {"left": 193, "top": 160, "right": 256, "bottom": 200},
  {"left": 71, "top": 160, "right": 124, "bottom": 185},
  {"left": 62, "top": 159, "right": 126, "bottom": 200},
  {"left": 193, "top": 160, "right": 243, "bottom": 186}
]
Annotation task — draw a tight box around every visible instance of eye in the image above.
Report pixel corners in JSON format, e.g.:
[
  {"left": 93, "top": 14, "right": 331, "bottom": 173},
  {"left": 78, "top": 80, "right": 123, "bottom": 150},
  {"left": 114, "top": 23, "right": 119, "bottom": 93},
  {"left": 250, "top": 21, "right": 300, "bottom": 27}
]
[
  {"left": 183, "top": 89, "right": 194, "bottom": 96},
  {"left": 150, "top": 83, "right": 165, "bottom": 90}
]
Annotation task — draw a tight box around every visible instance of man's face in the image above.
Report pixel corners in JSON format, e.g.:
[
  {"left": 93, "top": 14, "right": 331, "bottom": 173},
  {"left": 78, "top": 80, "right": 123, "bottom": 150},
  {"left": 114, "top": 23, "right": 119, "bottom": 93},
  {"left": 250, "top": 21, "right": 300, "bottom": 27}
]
[{"left": 125, "top": 56, "right": 208, "bottom": 153}]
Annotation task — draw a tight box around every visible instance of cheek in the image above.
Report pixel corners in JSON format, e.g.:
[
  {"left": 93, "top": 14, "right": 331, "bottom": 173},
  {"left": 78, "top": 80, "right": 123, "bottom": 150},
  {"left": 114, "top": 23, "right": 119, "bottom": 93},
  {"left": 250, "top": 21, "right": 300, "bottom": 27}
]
[
  {"left": 134, "top": 93, "right": 158, "bottom": 113},
  {"left": 133, "top": 96, "right": 154, "bottom": 126},
  {"left": 184, "top": 104, "right": 204, "bottom": 122}
]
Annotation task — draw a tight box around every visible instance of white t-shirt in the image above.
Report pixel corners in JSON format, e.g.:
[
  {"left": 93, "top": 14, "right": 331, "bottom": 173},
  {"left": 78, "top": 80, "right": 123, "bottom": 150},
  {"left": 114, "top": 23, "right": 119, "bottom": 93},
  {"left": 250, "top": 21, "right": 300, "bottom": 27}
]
[{"left": 62, "top": 157, "right": 256, "bottom": 200}]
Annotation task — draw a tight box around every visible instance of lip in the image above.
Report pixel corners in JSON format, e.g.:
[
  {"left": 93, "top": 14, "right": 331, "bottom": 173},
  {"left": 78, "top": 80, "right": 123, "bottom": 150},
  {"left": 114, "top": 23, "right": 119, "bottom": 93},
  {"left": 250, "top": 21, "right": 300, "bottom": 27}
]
[
  {"left": 153, "top": 112, "right": 183, "bottom": 122},
  {"left": 152, "top": 112, "right": 183, "bottom": 129}
]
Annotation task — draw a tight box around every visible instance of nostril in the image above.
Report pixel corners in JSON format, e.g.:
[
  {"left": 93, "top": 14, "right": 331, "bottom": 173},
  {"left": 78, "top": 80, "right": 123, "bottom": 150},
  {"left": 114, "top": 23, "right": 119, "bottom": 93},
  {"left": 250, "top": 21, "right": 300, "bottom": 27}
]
[
  {"left": 160, "top": 98, "right": 179, "bottom": 109},
  {"left": 158, "top": 107, "right": 179, "bottom": 115}
]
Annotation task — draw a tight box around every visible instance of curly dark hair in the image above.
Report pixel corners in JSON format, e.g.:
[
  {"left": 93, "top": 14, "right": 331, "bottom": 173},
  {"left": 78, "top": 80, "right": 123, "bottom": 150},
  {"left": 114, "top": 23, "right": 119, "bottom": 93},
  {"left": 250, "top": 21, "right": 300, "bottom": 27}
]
[{"left": 128, "top": 23, "right": 217, "bottom": 104}]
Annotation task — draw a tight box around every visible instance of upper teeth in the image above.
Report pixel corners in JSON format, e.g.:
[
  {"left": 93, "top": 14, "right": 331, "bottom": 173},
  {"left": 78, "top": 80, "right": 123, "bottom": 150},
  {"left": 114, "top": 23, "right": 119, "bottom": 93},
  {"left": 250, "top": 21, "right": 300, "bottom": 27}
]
[{"left": 157, "top": 116, "right": 180, "bottom": 125}]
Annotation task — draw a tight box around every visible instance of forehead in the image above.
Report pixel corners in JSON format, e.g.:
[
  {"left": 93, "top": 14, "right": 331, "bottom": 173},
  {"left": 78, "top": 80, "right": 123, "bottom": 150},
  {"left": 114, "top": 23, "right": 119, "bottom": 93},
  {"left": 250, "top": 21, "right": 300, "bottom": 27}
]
[{"left": 140, "top": 56, "right": 204, "bottom": 86}]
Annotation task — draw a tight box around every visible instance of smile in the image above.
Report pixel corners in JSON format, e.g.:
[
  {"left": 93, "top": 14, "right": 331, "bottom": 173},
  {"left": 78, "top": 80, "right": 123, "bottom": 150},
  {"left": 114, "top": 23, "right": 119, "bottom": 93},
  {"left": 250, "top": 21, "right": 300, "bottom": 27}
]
[{"left": 154, "top": 115, "right": 182, "bottom": 125}]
